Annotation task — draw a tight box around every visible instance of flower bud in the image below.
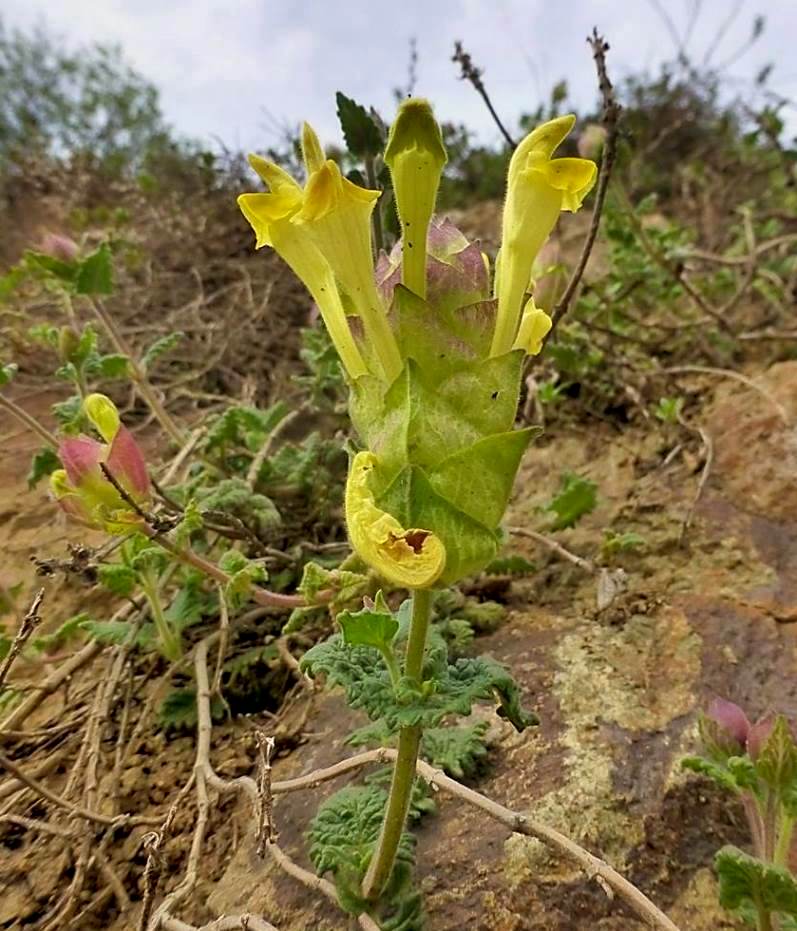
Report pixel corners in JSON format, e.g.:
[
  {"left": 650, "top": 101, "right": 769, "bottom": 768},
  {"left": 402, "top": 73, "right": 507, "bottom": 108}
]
[{"left": 40, "top": 232, "right": 79, "bottom": 263}]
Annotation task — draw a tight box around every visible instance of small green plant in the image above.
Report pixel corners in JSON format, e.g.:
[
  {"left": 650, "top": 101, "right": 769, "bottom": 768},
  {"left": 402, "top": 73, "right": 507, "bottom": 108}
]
[
  {"left": 236, "top": 97, "right": 598, "bottom": 923},
  {"left": 684, "top": 699, "right": 797, "bottom": 930},
  {"left": 545, "top": 471, "right": 598, "bottom": 530},
  {"left": 655, "top": 396, "right": 684, "bottom": 424}
]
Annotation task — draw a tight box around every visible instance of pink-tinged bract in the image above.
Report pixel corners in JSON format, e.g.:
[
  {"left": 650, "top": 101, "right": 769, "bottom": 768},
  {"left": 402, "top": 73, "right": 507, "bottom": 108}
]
[{"left": 707, "top": 698, "right": 751, "bottom": 748}]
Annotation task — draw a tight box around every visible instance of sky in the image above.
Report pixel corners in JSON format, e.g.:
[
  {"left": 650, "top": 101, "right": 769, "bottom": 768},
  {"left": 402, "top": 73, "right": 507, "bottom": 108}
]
[{"left": 3, "top": 0, "right": 796, "bottom": 151}]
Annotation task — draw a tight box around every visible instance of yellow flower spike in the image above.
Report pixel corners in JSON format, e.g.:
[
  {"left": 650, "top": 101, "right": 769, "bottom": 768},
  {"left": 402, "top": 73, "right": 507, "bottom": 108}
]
[
  {"left": 491, "top": 115, "right": 597, "bottom": 357},
  {"left": 512, "top": 298, "right": 553, "bottom": 356},
  {"left": 301, "top": 122, "right": 326, "bottom": 175},
  {"left": 238, "top": 190, "right": 368, "bottom": 379},
  {"left": 84, "top": 393, "right": 120, "bottom": 443},
  {"left": 297, "top": 160, "right": 402, "bottom": 383},
  {"left": 384, "top": 99, "right": 448, "bottom": 299},
  {"left": 346, "top": 451, "right": 446, "bottom": 589}
]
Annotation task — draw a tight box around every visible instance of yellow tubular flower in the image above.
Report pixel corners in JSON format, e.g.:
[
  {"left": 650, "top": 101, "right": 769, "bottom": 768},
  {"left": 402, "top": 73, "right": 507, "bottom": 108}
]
[
  {"left": 296, "top": 160, "right": 402, "bottom": 383},
  {"left": 512, "top": 298, "right": 553, "bottom": 355},
  {"left": 384, "top": 99, "right": 448, "bottom": 299},
  {"left": 238, "top": 157, "right": 368, "bottom": 379},
  {"left": 491, "top": 115, "right": 597, "bottom": 357},
  {"left": 346, "top": 452, "right": 446, "bottom": 589}
]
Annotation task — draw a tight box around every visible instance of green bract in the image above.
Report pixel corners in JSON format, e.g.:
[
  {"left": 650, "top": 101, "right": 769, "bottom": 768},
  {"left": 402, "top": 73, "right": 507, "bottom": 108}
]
[{"left": 239, "top": 100, "right": 596, "bottom": 587}]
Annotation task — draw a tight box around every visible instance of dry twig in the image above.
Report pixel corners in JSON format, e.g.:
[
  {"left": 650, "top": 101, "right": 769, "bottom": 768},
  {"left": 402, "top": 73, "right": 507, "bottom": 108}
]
[
  {"left": 270, "top": 748, "right": 681, "bottom": 931},
  {"left": 546, "top": 29, "right": 622, "bottom": 341},
  {"left": 0, "top": 587, "right": 45, "bottom": 690}
]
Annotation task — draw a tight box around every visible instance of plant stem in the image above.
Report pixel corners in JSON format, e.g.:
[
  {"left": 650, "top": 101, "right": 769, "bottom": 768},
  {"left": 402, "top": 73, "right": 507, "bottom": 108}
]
[
  {"left": 0, "top": 394, "right": 59, "bottom": 448},
  {"left": 87, "top": 297, "right": 185, "bottom": 446},
  {"left": 756, "top": 903, "right": 774, "bottom": 931},
  {"left": 147, "top": 530, "right": 306, "bottom": 609},
  {"left": 774, "top": 813, "right": 795, "bottom": 868},
  {"left": 141, "top": 568, "right": 181, "bottom": 661},
  {"left": 361, "top": 588, "right": 432, "bottom": 901}
]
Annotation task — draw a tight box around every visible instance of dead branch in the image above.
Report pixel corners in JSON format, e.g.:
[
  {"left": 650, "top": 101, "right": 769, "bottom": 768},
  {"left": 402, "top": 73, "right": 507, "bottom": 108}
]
[
  {"left": 508, "top": 526, "right": 595, "bottom": 572},
  {"left": 269, "top": 748, "right": 681, "bottom": 931},
  {"left": 162, "top": 917, "right": 278, "bottom": 931},
  {"left": 678, "top": 421, "right": 714, "bottom": 542},
  {"left": 451, "top": 41, "right": 516, "bottom": 148},
  {"left": 0, "top": 750, "right": 160, "bottom": 828},
  {"left": 0, "top": 587, "right": 45, "bottom": 690},
  {"left": 658, "top": 364, "right": 791, "bottom": 425},
  {"left": 546, "top": 29, "right": 622, "bottom": 341}
]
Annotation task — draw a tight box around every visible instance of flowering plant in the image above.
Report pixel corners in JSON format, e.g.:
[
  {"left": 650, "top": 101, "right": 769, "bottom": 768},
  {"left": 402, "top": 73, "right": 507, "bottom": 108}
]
[{"left": 239, "top": 102, "right": 596, "bottom": 591}]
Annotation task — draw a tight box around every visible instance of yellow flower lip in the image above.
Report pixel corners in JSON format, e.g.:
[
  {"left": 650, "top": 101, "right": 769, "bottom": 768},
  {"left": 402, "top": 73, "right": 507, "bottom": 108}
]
[
  {"left": 297, "top": 159, "right": 380, "bottom": 224},
  {"left": 346, "top": 451, "right": 446, "bottom": 589}
]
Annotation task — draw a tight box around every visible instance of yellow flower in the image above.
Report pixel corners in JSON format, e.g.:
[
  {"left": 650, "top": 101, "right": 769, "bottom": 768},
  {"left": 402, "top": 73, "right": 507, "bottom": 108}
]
[
  {"left": 345, "top": 451, "right": 446, "bottom": 589},
  {"left": 239, "top": 124, "right": 403, "bottom": 384},
  {"left": 491, "top": 115, "right": 596, "bottom": 356},
  {"left": 238, "top": 155, "right": 368, "bottom": 380},
  {"left": 512, "top": 298, "right": 552, "bottom": 355},
  {"left": 384, "top": 99, "right": 448, "bottom": 299}
]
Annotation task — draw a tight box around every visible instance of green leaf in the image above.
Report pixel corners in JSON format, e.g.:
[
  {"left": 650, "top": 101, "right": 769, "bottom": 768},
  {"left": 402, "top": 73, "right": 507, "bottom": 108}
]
[
  {"left": 335, "top": 91, "right": 384, "bottom": 158},
  {"left": 142, "top": 332, "right": 183, "bottom": 370},
  {"left": 338, "top": 593, "right": 399, "bottom": 652},
  {"left": 97, "top": 563, "right": 138, "bottom": 597},
  {"left": 545, "top": 472, "right": 598, "bottom": 531},
  {"left": 51, "top": 394, "right": 84, "bottom": 433},
  {"left": 0, "top": 362, "right": 18, "bottom": 387},
  {"left": 602, "top": 530, "right": 646, "bottom": 556},
  {"left": 483, "top": 554, "right": 536, "bottom": 576},
  {"left": 682, "top": 755, "right": 739, "bottom": 791},
  {"left": 755, "top": 716, "right": 797, "bottom": 791},
  {"left": 308, "top": 783, "right": 421, "bottom": 922},
  {"left": 80, "top": 618, "right": 135, "bottom": 645},
  {"left": 76, "top": 243, "right": 113, "bottom": 295},
  {"left": 28, "top": 323, "right": 60, "bottom": 348},
  {"left": 421, "top": 722, "right": 490, "bottom": 778},
  {"left": 26, "top": 251, "right": 79, "bottom": 286},
  {"left": 429, "top": 427, "right": 540, "bottom": 528},
  {"left": 716, "top": 845, "right": 797, "bottom": 917},
  {"left": 32, "top": 612, "right": 89, "bottom": 652},
  {"left": 164, "top": 578, "right": 210, "bottom": 631},
  {"left": 27, "top": 448, "right": 60, "bottom": 488},
  {"left": 220, "top": 552, "right": 267, "bottom": 610},
  {"left": 197, "top": 478, "right": 281, "bottom": 534},
  {"left": 301, "top": 635, "right": 536, "bottom": 732},
  {"left": 158, "top": 687, "right": 225, "bottom": 729},
  {"left": 72, "top": 324, "right": 98, "bottom": 366},
  {"left": 96, "top": 353, "right": 130, "bottom": 378}
]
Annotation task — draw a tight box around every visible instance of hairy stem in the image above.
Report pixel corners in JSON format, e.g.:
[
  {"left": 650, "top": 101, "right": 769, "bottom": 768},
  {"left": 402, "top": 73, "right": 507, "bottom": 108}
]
[
  {"left": 140, "top": 568, "right": 181, "bottom": 661},
  {"left": 148, "top": 530, "right": 306, "bottom": 609},
  {"left": 87, "top": 297, "right": 185, "bottom": 446},
  {"left": 361, "top": 588, "right": 432, "bottom": 901}
]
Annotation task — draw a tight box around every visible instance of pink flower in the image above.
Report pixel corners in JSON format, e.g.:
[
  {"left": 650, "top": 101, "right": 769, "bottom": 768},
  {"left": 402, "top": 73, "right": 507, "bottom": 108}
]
[
  {"left": 50, "top": 395, "right": 149, "bottom": 532},
  {"left": 40, "top": 233, "right": 79, "bottom": 263},
  {"left": 704, "top": 698, "right": 780, "bottom": 760}
]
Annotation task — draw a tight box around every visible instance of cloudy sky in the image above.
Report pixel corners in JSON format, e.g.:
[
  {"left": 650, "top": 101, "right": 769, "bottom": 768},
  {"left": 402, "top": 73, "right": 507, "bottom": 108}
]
[{"left": 3, "top": 0, "right": 796, "bottom": 150}]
